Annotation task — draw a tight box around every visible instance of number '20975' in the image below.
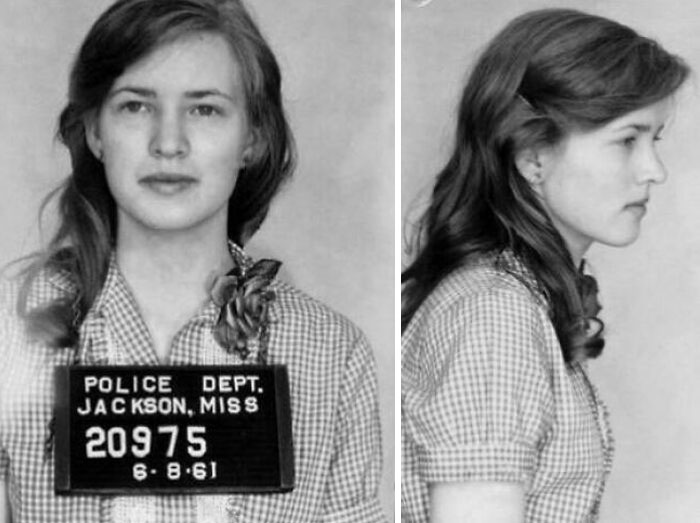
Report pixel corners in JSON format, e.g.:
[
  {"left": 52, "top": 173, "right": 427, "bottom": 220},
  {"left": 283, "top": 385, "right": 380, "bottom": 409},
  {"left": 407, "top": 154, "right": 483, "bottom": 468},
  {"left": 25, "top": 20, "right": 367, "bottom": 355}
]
[{"left": 85, "top": 425, "right": 207, "bottom": 459}]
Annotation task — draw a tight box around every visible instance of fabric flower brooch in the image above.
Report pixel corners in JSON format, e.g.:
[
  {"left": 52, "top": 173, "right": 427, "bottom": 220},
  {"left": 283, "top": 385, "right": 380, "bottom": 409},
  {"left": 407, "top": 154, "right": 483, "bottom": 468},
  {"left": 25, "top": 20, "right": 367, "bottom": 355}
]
[{"left": 210, "top": 258, "right": 281, "bottom": 364}]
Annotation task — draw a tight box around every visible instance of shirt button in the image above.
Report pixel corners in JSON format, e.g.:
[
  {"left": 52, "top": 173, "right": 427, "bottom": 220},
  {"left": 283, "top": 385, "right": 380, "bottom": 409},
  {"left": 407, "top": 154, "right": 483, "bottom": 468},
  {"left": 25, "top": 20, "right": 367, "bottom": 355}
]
[{"left": 226, "top": 498, "right": 243, "bottom": 521}]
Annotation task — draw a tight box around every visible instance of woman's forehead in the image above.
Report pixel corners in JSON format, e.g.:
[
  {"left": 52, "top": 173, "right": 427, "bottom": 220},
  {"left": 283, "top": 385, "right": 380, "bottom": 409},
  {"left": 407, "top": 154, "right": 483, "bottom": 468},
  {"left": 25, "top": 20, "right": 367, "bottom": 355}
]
[
  {"left": 605, "top": 99, "right": 675, "bottom": 132},
  {"left": 111, "top": 32, "right": 245, "bottom": 100}
]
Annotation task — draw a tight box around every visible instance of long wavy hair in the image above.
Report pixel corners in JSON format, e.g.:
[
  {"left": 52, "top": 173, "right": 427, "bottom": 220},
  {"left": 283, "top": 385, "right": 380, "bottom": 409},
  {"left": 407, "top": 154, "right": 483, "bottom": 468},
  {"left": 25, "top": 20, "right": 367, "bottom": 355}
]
[
  {"left": 17, "top": 0, "right": 295, "bottom": 348},
  {"left": 402, "top": 9, "right": 689, "bottom": 362}
]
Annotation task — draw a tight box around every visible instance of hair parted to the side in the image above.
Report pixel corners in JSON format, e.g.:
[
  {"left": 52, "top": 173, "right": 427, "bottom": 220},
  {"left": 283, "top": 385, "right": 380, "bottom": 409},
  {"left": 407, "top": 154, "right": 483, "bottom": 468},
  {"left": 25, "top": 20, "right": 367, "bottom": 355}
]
[
  {"left": 17, "top": 0, "right": 296, "bottom": 348},
  {"left": 402, "top": 9, "right": 689, "bottom": 362}
]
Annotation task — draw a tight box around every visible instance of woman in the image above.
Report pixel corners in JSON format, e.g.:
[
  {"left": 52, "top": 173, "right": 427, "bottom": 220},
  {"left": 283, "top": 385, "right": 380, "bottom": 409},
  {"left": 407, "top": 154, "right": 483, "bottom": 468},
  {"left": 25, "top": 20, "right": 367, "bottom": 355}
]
[
  {"left": 401, "top": 9, "right": 688, "bottom": 523},
  {"left": 0, "top": 0, "right": 385, "bottom": 521}
]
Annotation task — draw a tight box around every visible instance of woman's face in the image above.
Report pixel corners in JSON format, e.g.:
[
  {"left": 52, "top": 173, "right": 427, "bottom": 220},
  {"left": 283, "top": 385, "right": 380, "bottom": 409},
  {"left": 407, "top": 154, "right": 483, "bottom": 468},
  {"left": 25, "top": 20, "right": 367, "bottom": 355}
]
[
  {"left": 531, "top": 98, "right": 673, "bottom": 260},
  {"left": 86, "top": 32, "right": 253, "bottom": 237}
]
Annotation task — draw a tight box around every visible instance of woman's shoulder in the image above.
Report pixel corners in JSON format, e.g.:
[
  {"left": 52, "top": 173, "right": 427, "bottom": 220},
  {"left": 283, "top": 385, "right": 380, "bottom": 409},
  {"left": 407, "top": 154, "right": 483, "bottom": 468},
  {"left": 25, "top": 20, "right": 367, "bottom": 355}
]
[
  {"left": 1, "top": 265, "right": 74, "bottom": 313},
  {"left": 402, "top": 254, "right": 558, "bottom": 386},
  {"left": 270, "top": 278, "right": 370, "bottom": 350},
  {"left": 0, "top": 267, "right": 73, "bottom": 334},
  {"left": 235, "top": 244, "right": 368, "bottom": 348},
  {"left": 407, "top": 254, "right": 547, "bottom": 335}
]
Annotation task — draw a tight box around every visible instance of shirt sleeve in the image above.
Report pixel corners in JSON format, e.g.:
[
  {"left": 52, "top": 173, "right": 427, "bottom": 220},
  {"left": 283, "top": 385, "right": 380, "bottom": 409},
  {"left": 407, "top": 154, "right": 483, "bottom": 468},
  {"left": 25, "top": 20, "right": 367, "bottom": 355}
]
[
  {"left": 321, "top": 333, "right": 387, "bottom": 523},
  {"left": 402, "top": 286, "right": 555, "bottom": 487}
]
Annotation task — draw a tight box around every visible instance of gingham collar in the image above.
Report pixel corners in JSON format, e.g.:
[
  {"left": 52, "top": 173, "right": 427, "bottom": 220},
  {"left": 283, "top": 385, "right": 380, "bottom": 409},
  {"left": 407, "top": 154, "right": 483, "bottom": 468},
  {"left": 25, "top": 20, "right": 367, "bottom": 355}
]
[
  {"left": 91, "top": 252, "right": 143, "bottom": 320},
  {"left": 77, "top": 244, "right": 256, "bottom": 365},
  {"left": 89, "top": 242, "right": 254, "bottom": 327},
  {"left": 493, "top": 248, "right": 549, "bottom": 306}
]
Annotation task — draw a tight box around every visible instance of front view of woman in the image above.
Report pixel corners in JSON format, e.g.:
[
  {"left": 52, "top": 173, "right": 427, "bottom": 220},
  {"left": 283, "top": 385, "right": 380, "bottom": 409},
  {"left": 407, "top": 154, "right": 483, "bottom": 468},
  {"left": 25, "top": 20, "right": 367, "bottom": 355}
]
[
  {"left": 0, "top": 1, "right": 385, "bottom": 521},
  {"left": 401, "top": 9, "right": 688, "bottom": 522}
]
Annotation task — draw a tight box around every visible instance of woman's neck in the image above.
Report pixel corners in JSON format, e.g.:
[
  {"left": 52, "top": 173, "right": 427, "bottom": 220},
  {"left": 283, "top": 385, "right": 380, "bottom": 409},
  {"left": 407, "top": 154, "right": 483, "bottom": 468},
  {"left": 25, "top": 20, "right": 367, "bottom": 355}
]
[
  {"left": 566, "top": 240, "right": 589, "bottom": 269},
  {"left": 116, "top": 232, "right": 233, "bottom": 291},
  {"left": 114, "top": 221, "right": 234, "bottom": 362}
]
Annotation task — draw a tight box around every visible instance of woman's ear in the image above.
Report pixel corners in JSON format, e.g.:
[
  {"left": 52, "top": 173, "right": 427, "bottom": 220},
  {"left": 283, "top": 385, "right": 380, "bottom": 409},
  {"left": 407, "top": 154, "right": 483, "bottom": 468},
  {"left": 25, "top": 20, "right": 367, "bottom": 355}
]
[
  {"left": 241, "top": 129, "right": 263, "bottom": 169},
  {"left": 514, "top": 147, "right": 545, "bottom": 186},
  {"left": 84, "top": 113, "right": 103, "bottom": 161}
]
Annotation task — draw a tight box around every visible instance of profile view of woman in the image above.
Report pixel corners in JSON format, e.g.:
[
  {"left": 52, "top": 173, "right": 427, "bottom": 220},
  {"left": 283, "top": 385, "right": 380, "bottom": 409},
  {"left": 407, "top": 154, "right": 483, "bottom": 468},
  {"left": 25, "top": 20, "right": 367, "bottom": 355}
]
[
  {"left": 0, "top": 0, "right": 386, "bottom": 521},
  {"left": 401, "top": 9, "right": 688, "bottom": 523}
]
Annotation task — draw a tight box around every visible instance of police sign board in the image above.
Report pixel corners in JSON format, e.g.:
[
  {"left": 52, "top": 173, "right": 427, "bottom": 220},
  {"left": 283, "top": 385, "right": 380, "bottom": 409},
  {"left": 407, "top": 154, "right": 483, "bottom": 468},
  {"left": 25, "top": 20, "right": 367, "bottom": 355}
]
[{"left": 54, "top": 365, "right": 293, "bottom": 494}]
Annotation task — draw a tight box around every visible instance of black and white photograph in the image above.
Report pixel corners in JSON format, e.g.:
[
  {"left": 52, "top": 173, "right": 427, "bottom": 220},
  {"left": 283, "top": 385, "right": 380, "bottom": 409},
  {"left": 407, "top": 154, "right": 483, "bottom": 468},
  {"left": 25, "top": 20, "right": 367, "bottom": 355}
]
[
  {"left": 0, "top": 1, "right": 393, "bottom": 521},
  {"left": 402, "top": 0, "right": 700, "bottom": 521},
  {"left": 7, "top": 0, "right": 700, "bottom": 521}
]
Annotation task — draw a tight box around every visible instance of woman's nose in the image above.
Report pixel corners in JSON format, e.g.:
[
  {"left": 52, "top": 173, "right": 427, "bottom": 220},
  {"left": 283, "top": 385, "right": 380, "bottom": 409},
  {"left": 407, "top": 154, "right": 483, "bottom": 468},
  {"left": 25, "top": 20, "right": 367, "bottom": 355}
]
[
  {"left": 638, "top": 147, "right": 668, "bottom": 185},
  {"left": 149, "top": 110, "right": 190, "bottom": 159}
]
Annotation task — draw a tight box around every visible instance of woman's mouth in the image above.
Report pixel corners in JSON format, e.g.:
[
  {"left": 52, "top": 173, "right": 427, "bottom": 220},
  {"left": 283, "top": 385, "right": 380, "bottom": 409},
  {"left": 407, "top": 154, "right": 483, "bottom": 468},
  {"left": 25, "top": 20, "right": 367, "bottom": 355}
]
[
  {"left": 624, "top": 198, "right": 649, "bottom": 215},
  {"left": 139, "top": 173, "right": 197, "bottom": 195}
]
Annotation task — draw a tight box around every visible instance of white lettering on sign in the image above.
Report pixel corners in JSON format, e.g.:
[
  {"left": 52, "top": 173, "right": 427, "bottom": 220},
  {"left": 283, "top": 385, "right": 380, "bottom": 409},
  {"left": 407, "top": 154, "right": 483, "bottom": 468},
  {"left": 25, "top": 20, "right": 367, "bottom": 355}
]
[
  {"left": 132, "top": 461, "right": 218, "bottom": 482},
  {"left": 84, "top": 425, "right": 208, "bottom": 460},
  {"left": 76, "top": 396, "right": 188, "bottom": 416},
  {"left": 112, "top": 397, "right": 126, "bottom": 414},
  {"left": 201, "top": 375, "right": 260, "bottom": 393},
  {"left": 199, "top": 396, "right": 258, "bottom": 414},
  {"left": 130, "top": 397, "right": 188, "bottom": 416},
  {"left": 83, "top": 375, "right": 173, "bottom": 394}
]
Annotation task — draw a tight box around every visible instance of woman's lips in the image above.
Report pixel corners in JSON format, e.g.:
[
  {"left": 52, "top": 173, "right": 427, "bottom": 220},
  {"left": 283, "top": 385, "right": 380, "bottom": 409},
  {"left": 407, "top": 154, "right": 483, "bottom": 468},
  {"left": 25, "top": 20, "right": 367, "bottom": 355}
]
[
  {"left": 624, "top": 198, "right": 649, "bottom": 215},
  {"left": 139, "top": 173, "right": 197, "bottom": 195}
]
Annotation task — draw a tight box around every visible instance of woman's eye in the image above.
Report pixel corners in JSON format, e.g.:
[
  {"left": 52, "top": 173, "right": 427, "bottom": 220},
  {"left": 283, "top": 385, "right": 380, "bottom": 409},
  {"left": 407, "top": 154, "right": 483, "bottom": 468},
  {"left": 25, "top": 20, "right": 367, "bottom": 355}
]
[
  {"left": 191, "top": 104, "right": 220, "bottom": 117},
  {"left": 622, "top": 136, "right": 637, "bottom": 147},
  {"left": 119, "top": 100, "right": 149, "bottom": 114}
]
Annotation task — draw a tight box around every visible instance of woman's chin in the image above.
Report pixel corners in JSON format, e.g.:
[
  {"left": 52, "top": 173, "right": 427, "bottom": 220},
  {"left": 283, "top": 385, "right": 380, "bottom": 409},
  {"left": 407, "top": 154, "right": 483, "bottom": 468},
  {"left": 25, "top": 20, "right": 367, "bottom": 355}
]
[
  {"left": 595, "top": 227, "right": 642, "bottom": 248},
  {"left": 119, "top": 208, "right": 221, "bottom": 236}
]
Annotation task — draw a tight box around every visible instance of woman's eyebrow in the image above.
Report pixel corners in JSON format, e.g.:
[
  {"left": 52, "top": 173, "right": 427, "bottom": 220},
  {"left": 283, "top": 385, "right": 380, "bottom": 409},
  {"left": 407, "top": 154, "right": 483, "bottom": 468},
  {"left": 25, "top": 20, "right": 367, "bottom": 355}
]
[
  {"left": 615, "top": 123, "right": 652, "bottom": 133},
  {"left": 108, "top": 86, "right": 156, "bottom": 99},
  {"left": 107, "top": 86, "right": 236, "bottom": 103},
  {"left": 614, "top": 122, "right": 667, "bottom": 134},
  {"left": 184, "top": 89, "right": 235, "bottom": 102}
]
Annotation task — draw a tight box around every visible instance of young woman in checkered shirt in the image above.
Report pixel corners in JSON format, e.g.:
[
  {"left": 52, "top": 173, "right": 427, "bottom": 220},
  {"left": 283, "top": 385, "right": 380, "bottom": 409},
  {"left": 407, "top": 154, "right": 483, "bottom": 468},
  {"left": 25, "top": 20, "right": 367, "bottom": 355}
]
[
  {"left": 402, "top": 9, "right": 688, "bottom": 523},
  {"left": 0, "top": 1, "right": 385, "bottom": 522}
]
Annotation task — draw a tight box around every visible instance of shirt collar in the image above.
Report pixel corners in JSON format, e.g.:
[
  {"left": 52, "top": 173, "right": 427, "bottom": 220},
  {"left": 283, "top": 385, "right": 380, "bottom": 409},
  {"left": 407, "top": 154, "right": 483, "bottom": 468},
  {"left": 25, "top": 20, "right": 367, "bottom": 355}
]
[
  {"left": 494, "top": 248, "right": 549, "bottom": 308},
  {"left": 89, "top": 242, "right": 256, "bottom": 326},
  {"left": 91, "top": 252, "right": 137, "bottom": 319}
]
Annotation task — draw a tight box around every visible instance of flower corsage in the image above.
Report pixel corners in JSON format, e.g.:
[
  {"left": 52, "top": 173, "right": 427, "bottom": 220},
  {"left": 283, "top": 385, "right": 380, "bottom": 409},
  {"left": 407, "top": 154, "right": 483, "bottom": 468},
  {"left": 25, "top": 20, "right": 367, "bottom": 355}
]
[{"left": 210, "top": 257, "right": 281, "bottom": 364}]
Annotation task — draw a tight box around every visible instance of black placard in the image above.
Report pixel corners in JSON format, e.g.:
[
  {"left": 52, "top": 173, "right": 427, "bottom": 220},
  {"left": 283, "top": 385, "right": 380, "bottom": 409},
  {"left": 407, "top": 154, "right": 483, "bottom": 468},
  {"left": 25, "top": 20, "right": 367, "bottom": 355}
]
[{"left": 54, "top": 365, "right": 293, "bottom": 495}]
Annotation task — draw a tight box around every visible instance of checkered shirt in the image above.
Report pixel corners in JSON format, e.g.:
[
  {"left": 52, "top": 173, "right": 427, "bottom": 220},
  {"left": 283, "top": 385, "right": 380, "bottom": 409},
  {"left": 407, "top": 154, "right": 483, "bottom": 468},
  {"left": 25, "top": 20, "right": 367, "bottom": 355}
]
[
  {"left": 0, "top": 247, "right": 386, "bottom": 523},
  {"left": 402, "top": 251, "right": 614, "bottom": 522}
]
